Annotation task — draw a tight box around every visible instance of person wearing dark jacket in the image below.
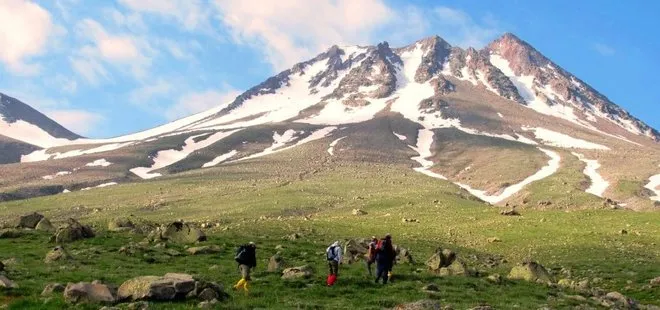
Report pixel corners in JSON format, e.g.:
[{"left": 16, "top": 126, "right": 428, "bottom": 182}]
[
  {"left": 374, "top": 234, "right": 396, "bottom": 284},
  {"left": 233, "top": 242, "right": 257, "bottom": 293}
]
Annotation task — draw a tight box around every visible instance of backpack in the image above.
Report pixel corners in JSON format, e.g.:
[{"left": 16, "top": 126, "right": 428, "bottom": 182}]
[
  {"left": 326, "top": 245, "right": 338, "bottom": 261},
  {"left": 235, "top": 245, "right": 248, "bottom": 264}
]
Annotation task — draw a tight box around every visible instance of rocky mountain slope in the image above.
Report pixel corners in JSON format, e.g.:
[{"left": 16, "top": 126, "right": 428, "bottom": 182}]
[{"left": 1, "top": 33, "right": 658, "bottom": 208}]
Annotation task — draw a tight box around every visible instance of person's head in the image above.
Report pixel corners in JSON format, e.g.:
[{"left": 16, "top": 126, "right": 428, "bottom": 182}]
[
  {"left": 385, "top": 233, "right": 392, "bottom": 240},
  {"left": 331, "top": 241, "right": 340, "bottom": 247},
  {"left": 371, "top": 236, "right": 377, "bottom": 242},
  {"left": 248, "top": 241, "right": 256, "bottom": 248}
]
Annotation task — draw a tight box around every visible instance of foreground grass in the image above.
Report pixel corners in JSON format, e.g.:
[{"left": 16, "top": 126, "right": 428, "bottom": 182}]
[{"left": 1, "top": 145, "right": 659, "bottom": 309}]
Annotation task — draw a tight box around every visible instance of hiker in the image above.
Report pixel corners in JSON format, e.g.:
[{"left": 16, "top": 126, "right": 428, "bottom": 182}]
[
  {"left": 233, "top": 242, "right": 257, "bottom": 293},
  {"left": 375, "top": 234, "right": 396, "bottom": 284},
  {"left": 326, "top": 241, "right": 342, "bottom": 286},
  {"left": 366, "top": 236, "right": 378, "bottom": 276}
]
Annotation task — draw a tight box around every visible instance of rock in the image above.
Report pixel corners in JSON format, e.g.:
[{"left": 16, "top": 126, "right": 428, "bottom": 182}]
[
  {"left": 422, "top": 283, "right": 439, "bottom": 292},
  {"left": 118, "top": 274, "right": 196, "bottom": 301},
  {"left": 197, "top": 288, "right": 218, "bottom": 301},
  {"left": 186, "top": 245, "right": 221, "bottom": 255},
  {"left": 426, "top": 249, "right": 456, "bottom": 272},
  {"left": 0, "top": 275, "right": 17, "bottom": 289},
  {"left": 402, "top": 218, "right": 420, "bottom": 223},
  {"left": 35, "top": 218, "right": 55, "bottom": 232},
  {"left": 44, "top": 246, "right": 72, "bottom": 263},
  {"left": 352, "top": 209, "right": 367, "bottom": 216},
  {"left": 620, "top": 229, "right": 628, "bottom": 235},
  {"left": 487, "top": 237, "right": 501, "bottom": 243},
  {"left": 599, "top": 291, "right": 639, "bottom": 309},
  {"left": 395, "top": 246, "right": 415, "bottom": 264},
  {"left": 650, "top": 276, "right": 660, "bottom": 287},
  {"left": 508, "top": 261, "right": 552, "bottom": 284},
  {"left": 343, "top": 239, "right": 369, "bottom": 263},
  {"left": 438, "top": 260, "right": 469, "bottom": 277},
  {"left": 268, "top": 254, "right": 286, "bottom": 272},
  {"left": 53, "top": 218, "right": 95, "bottom": 243},
  {"left": 487, "top": 274, "right": 502, "bottom": 284},
  {"left": 500, "top": 208, "right": 520, "bottom": 216},
  {"left": 159, "top": 221, "right": 206, "bottom": 244},
  {"left": 165, "top": 249, "right": 182, "bottom": 257},
  {"left": 281, "top": 265, "right": 313, "bottom": 280},
  {"left": 393, "top": 299, "right": 441, "bottom": 310},
  {"left": 17, "top": 212, "right": 44, "bottom": 229},
  {"left": 42, "top": 283, "right": 66, "bottom": 296},
  {"left": 0, "top": 229, "right": 21, "bottom": 239},
  {"left": 469, "top": 305, "right": 493, "bottom": 310},
  {"left": 126, "top": 301, "right": 149, "bottom": 310},
  {"left": 287, "top": 233, "right": 301, "bottom": 241},
  {"left": 108, "top": 218, "right": 135, "bottom": 232},
  {"left": 63, "top": 282, "right": 116, "bottom": 304},
  {"left": 198, "top": 299, "right": 219, "bottom": 309}
]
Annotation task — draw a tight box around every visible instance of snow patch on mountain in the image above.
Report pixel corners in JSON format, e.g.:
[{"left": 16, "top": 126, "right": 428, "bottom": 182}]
[
  {"left": 522, "top": 127, "right": 610, "bottom": 150},
  {"left": 0, "top": 118, "right": 74, "bottom": 148},
  {"left": 238, "top": 127, "right": 336, "bottom": 161},
  {"left": 131, "top": 130, "right": 239, "bottom": 179},
  {"left": 86, "top": 159, "right": 112, "bottom": 167},
  {"left": 456, "top": 148, "right": 561, "bottom": 204},
  {"left": 21, "top": 142, "right": 133, "bottom": 163},
  {"left": 393, "top": 132, "right": 407, "bottom": 141},
  {"left": 409, "top": 128, "right": 447, "bottom": 180},
  {"left": 645, "top": 168, "right": 660, "bottom": 202},
  {"left": 81, "top": 182, "right": 118, "bottom": 191},
  {"left": 202, "top": 150, "right": 238, "bottom": 168},
  {"left": 572, "top": 152, "right": 609, "bottom": 197},
  {"left": 327, "top": 136, "right": 346, "bottom": 156}
]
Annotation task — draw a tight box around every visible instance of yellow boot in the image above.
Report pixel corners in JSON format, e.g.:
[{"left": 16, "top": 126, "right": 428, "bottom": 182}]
[
  {"left": 233, "top": 278, "right": 246, "bottom": 290},
  {"left": 243, "top": 281, "right": 249, "bottom": 294}
]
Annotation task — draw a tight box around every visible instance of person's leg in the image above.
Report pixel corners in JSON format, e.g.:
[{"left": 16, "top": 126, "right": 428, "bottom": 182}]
[
  {"left": 234, "top": 264, "right": 246, "bottom": 289},
  {"left": 367, "top": 261, "right": 373, "bottom": 276},
  {"left": 382, "top": 264, "right": 390, "bottom": 284},
  {"left": 242, "top": 265, "right": 251, "bottom": 292},
  {"left": 328, "top": 262, "right": 333, "bottom": 275},
  {"left": 332, "top": 261, "right": 339, "bottom": 277}
]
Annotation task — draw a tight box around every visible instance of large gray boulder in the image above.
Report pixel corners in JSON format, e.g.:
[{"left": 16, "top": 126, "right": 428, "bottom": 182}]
[
  {"left": 426, "top": 249, "right": 456, "bottom": 272},
  {"left": 35, "top": 218, "right": 55, "bottom": 232},
  {"left": 508, "top": 261, "right": 553, "bottom": 284},
  {"left": 41, "top": 283, "right": 66, "bottom": 296},
  {"left": 281, "top": 265, "right": 313, "bottom": 280},
  {"left": 17, "top": 212, "right": 44, "bottom": 229},
  {"left": 268, "top": 254, "right": 287, "bottom": 272},
  {"left": 117, "top": 273, "right": 196, "bottom": 301},
  {"left": 108, "top": 218, "right": 135, "bottom": 232},
  {"left": 186, "top": 245, "right": 221, "bottom": 255},
  {"left": 64, "top": 282, "right": 116, "bottom": 304},
  {"left": 45, "top": 246, "right": 72, "bottom": 263},
  {"left": 0, "top": 275, "right": 18, "bottom": 289},
  {"left": 155, "top": 222, "right": 206, "bottom": 244},
  {"left": 343, "top": 239, "right": 369, "bottom": 264},
  {"left": 52, "top": 218, "right": 95, "bottom": 243}
]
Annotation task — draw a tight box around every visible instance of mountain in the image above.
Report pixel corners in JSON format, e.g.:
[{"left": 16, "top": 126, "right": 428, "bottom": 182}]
[
  {"left": 0, "top": 93, "right": 81, "bottom": 164},
  {"left": 1, "top": 33, "right": 659, "bottom": 208}
]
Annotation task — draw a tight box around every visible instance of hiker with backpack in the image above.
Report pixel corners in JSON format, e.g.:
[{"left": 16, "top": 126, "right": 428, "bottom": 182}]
[
  {"left": 374, "top": 234, "right": 396, "bottom": 284},
  {"left": 366, "top": 236, "right": 378, "bottom": 276},
  {"left": 233, "top": 242, "right": 257, "bottom": 293},
  {"left": 326, "top": 241, "right": 342, "bottom": 286}
]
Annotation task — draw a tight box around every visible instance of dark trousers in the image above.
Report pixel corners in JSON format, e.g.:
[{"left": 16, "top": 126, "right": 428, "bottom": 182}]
[
  {"left": 375, "top": 262, "right": 390, "bottom": 284},
  {"left": 328, "top": 260, "right": 339, "bottom": 276}
]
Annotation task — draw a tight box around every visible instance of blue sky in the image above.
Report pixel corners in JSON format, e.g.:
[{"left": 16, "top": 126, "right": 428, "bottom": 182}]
[{"left": 0, "top": 0, "right": 657, "bottom": 138}]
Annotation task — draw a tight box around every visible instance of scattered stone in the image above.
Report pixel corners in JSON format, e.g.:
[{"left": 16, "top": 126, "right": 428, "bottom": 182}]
[
  {"left": 17, "top": 212, "right": 44, "bottom": 229},
  {"left": 402, "top": 218, "right": 420, "bottom": 223},
  {"left": 63, "top": 282, "right": 116, "bottom": 304},
  {"left": 44, "top": 246, "right": 72, "bottom": 263},
  {"left": 500, "top": 208, "right": 520, "bottom": 216},
  {"left": 426, "top": 249, "right": 456, "bottom": 272},
  {"left": 197, "top": 288, "right": 218, "bottom": 301},
  {"left": 392, "top": 299, "right": 441, "bottom": 310},
  {"left": 52, "top": 218, "right": 95, "bottom": 243},
  {"left": 35, "top": 218, "right": 55, "bottom": 232},
  {"left": 352, "top": 209, "right": 367, "bottom": 216},
  {"left": 126, "top": 301, "right": 149, "bottom": 310},
  {"left": 0, "top": 275, "right": 17, "bottom": 289},
  {"left": 487, "top": 237, "right": 501, "bottom": 243},
  {"left": 287, "top": 233, "right": 301, "bottom": 241},
  {"left": 598, "top": 291, "right": 639, "bottom": 309},
  {"left": 42, "top": 283, "right": 66, "bottom": 296},
  {"left": 508, "top": 261, "right": 552, "bottom": 284},
  {"left": 650, "top": 276, "right": 660, "bottom": 287},
  {"left": 117, "top": 274, "right": 197, "bottom": 301},
  {"left": 395, "top": 246, "right": 415, "bottom": 264},
  {"left": 422, "top": 283, "right": 440, "bottom": 294},
  {"left": 438, "top": 260, "right": 469, "bottom": 277},
  {"left": 108, "top": 218, "right": 135, "bottom": 232},
  {"left": 619, "top": 229, "right": 628, "bottom": 235},
  {"left": 469, "top": 305, "right": 493, "bottom": 310},
  {"left": 198, "top": 299, "right": 219, "bottom": 309},
  {"left": 281, "top": 265, "right": 313, "bottom": 280},
  {"left": 165, "top": 249, "right": 182, "bottom": 257},
  {"left": 186, "top": 245, "right": 221, "bottom": 255},
  {"left": 487, "top": 274, "right": 502, "bottom": 284},
  {"left": 268, "top": 254, "right": 287, "bottom": 272},
  {"left": 343, "top": 239, "right": 369, "bottom": 264},
  {"left": 159, "top": 221, "right": 206, "bottom": 244},
  {"left": 0, "top": 229, "right": 21, "bottom": 239}
]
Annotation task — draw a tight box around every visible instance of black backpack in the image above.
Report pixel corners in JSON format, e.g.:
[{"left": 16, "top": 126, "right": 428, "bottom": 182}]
[
  {"left": 235, "top": 245, "right": 248, "bottom": 264},
  {"left": 326, "top": 246, "right": 338, "bottom": 261}
]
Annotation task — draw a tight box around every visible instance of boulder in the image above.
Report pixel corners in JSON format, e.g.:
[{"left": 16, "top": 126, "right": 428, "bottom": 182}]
[
  {"left": 0, "top": 275, "right": 18, "bottom": 289},
  {"left": 197, "top": 288, "right": 218, "bottom": 301},
  {"left": 108, "top": 218, "right": 135, "bottom": 232},
  {"left": 438, "top": 260, "right": 469, "bottom": 277},
  {"left": 160, "top": 222, "right": 206, "bottom": 244},
  {"left": 186, "top": 245, "right": 221, "bottom": 255},
  {"left": 0, "top": 229, "right": 21, "bottom": 239},
  {"left": 508, "top": 261, "right": 552, "bottom": 284},
  {"left": 393, "top": 299, "right": 441, "bottom": 310},
  {"left": 281, "top": 265, "right": 313, "bottom": 280},
  {"left": 598, "top": 291, "right": 639, "bottom": 309},
  {"left": 487, "top": 237, "right": 501, "bottom": 243},
  {"left": 199, "top": 299, "right": 219, "bottom": 309},
  {"left": 500, "top": 208, "right": 520, "bottom": 216},
  {"left": 53, "top": 218, "right": 95, "bottom": 243},
  {"left": 287, "top": 233, "right": 301, "bottom": 241},
  {"left": 35, "top": 218, "right": 55, "bottom": 232},
  {"left": 45, "top": 246, "right": 72, "bottom": 263},
  {"left": 421, "top": 283, "right": 440, "bottom": 295},
  {"left": 395, "top": 246, "right": 415, "bottom": 264},
  {"left": 352, "top": 209, "right": 367, "bottom": 216},
  {"left": 343, "top": 239, "right": 369, "bottom": 263},
  {"left": 118, "top": 274, "right": 196, "bottom": 301},
  {"left": 17, "top": 212, "right": 44, "bottom": 229},
  {"left": 268, "top": 254, "right": 286, "bottom": 272},
  {"left": 426, "top": 249, "right": 456, "bottom": 272},
  {"left": 41, "top": 283, "right": 66, "bottom": 296},
  {"left": 63, "top": 282, "right": 116, "bottom": 304},
  {"left": 650, "top": 276, "right": 660, "bottom": 287},
  {"left": 189, "top": 281, "right": 228, "bottom": 302},
  {"left": 487, "top": 274, "right": 502, "bottom": 284}
]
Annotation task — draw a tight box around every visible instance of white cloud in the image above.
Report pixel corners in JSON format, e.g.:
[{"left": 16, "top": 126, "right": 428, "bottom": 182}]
[
  {"left": 129, "top": 79, "right": 173, "bottom": 104},
  {"left": 118, "top": 0, "right": 211, "bottom": 31},
  {"left": 71, "top": 18, "right": 153, "bottom": 83},
  {"left": 593, "top": 43, "right": 615, "bottom": 56},
  {"left": 50, "top": 74, "right": 78, "bottom": 94},
  {"left": 0, "top": 0, "right": 55, "bottom": 75},
  {"left": 166, "top": 88, "right": 241, "bottom": 120},
  {"left": 214, "top": 0, "right": 395, "bottom": 70},
  {"left": 44, "top": 109, "right": 104, "bottom": 135},
  {"left": 433, "top": 6, "right": 500, "bottom": 48}
]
